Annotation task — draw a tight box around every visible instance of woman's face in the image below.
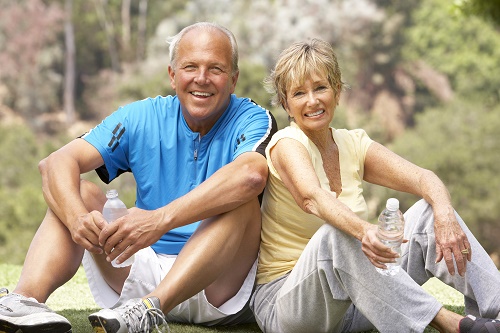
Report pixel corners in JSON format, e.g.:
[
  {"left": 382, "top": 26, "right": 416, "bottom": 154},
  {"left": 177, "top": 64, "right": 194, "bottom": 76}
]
[{"left": 285, "top": 72, "right": 339, "bottom": 133}]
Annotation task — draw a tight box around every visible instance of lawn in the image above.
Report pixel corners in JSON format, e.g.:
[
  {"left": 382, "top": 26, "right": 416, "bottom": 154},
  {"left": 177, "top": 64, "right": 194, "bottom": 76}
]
[{"left": 0, "top": 263, "right": 464, "bottom": 332}]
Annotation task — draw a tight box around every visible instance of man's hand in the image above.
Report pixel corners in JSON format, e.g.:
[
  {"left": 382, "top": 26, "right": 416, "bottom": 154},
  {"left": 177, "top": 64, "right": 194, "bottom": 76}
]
[
  {"left": 70, "top": 211, "right": 107, "bottom": 255},
  {"left": 99, "top": 207, "right": 165, "bottom": 265},
  {"left": 434, "top": 212, "right": 471, "bottom": 276}
]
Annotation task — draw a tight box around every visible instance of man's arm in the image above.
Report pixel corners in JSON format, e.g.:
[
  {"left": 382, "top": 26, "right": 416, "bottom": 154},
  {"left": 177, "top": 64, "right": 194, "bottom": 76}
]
[
  {"left": 160, "top": 151, "right": 268, "bottom": 228},
  {"left": 99, "top": 151, "right": 268, "bottom": 263},
  {"left": 39, "top": 138, "right": 107, "bottom": 253}
]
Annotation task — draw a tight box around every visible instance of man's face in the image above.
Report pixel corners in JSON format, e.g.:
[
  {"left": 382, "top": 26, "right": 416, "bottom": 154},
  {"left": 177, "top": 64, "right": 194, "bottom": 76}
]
[{"left": 168, "top": 28, "right": 239, "bottom": 135}]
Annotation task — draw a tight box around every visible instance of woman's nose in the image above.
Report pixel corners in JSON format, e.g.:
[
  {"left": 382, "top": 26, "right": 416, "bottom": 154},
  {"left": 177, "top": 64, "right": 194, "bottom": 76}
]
[{"left": 306, "top": 91, "right": 319, "bottom": 106}]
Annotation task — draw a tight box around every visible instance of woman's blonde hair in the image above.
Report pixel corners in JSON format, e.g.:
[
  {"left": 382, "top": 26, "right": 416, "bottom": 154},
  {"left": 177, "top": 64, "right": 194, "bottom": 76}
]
[{"left": 265, "top": 38, "right": 345, "bottom": 110}]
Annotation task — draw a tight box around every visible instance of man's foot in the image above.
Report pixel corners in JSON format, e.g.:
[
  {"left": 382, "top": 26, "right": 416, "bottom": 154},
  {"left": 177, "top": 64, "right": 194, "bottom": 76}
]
[
  {"left": 88, "top": 297, "right": 169, "bottom": 333},
  {"left": 0, "top": 288, "right": 72, "bottom": 333},
  {"left": 459, "top": 314, "right": 500, "bottom": 333}
]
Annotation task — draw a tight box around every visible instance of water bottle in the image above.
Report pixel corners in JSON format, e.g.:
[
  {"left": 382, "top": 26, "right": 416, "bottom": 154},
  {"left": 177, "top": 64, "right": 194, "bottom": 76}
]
[
  {"left": 102, "top": 189, "right": 135, "bottom": 268},
  {"left": 376, "top": 198, "right": 405, "bottom": 276}
]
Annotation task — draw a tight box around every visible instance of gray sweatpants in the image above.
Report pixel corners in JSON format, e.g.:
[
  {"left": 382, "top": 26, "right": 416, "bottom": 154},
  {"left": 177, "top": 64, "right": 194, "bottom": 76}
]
[{"left": 250, "top": 199, "right": 500, "bottom": 333}]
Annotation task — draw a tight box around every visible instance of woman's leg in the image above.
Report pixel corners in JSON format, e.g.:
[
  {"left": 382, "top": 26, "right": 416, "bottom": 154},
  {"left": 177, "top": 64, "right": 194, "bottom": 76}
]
[
  {"left": 252, "top": 223, "right": 442, "bottom": 333},
  {"left": 401, "top": 199, "right": 500, "bottom": 318}
]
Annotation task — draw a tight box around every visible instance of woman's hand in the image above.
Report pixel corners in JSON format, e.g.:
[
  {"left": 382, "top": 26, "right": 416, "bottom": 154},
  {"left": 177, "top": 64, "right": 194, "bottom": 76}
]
[
  {"left": 434, "top": 208, "right": 471, "bottom": 276},
  {"left": 361, "top": 225, "right": 401, "bottom": 270}
]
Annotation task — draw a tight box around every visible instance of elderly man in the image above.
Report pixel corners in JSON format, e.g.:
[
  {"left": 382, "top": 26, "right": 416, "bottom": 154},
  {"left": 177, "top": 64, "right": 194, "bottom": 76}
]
[{"left": 0, "top": 22, "right": 277, "bottom": 333}]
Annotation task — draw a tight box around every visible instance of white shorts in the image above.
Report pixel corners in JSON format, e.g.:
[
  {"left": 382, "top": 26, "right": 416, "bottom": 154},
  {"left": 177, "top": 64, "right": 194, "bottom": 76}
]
[{"left": 82, "top": 247, "right": 257, "bottom": 325}]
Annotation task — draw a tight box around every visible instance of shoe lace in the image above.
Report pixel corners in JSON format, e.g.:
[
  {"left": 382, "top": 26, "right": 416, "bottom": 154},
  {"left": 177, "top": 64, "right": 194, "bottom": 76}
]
[
  {"left": 139, "top": 307, "right": 170, "bottom": 333},
  {"left": 122, "top": 301, "right": 170, "bottom": 333}
]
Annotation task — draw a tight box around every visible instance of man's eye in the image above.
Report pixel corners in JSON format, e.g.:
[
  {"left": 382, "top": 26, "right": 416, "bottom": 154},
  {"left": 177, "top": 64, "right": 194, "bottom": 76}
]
[{"left": 210, "top": 67, "right": 223, "bottom": 74}]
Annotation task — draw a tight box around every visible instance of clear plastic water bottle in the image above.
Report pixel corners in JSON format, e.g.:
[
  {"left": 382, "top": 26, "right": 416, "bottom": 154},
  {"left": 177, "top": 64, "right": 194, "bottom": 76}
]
[
  {"left": 102, "top": 189, "right": 134, "bottom": 268},
  {"left": 376, "top": 198, "right": 405, "bottom": 276}
]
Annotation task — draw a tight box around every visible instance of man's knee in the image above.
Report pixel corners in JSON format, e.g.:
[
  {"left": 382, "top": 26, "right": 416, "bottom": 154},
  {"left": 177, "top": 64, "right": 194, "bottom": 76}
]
[{"left": 79, "top": 179, "right": 106, "bottom": 212}]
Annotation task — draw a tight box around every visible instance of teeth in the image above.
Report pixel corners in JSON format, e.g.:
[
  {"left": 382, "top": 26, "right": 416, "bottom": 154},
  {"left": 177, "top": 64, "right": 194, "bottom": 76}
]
[
  {"left": 306, "top": 110, "right": 324, "bottom": 117},
  {"left": 192, "top": 91, "right": 212, "bottom": 97}
]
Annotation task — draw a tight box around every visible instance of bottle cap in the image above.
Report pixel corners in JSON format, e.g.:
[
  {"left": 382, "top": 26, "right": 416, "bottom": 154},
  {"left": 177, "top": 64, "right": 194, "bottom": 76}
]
[
  {"left": 386, "top": 198, "right": 399, "bottom": 211},
  {"left": 106, "top": 189, "right": 118, "bottom": 199}
]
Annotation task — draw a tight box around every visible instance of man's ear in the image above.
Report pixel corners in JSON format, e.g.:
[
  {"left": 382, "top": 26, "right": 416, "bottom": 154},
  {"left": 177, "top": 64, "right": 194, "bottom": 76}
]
[
  {"left": 168, "top": 66, "right": 176, "bottom": 90},
  {"left": 230, "top": 71, "right": 239, "bottom": 93}
]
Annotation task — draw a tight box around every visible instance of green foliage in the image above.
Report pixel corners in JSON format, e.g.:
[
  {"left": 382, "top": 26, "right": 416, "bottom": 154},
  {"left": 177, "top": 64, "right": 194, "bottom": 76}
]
[
  {"left": 0, "top": 123, "right": 137, "bottom": 264},
  {"left": 118, "top": 66, "right": 174, "bottom": 102},
  {"left": 403, "top": 0, "right": 500, "bottom": 105},
  {"left": 0, "top": 125, "right": 53, "bottom": 263},
  {"left": 389, "top": 100, "right": 500, "bottom": 255},
  {"left": 454, "top": 0, "right": 500, "bottom": 27},
  {"left": 234, "top": 61, "right": 271, "bottom": 110}
]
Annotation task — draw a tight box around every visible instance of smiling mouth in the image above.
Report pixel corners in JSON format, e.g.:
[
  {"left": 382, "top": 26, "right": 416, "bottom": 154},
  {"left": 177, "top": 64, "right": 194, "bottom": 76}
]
[
  {"left": 305, "top": 109, "right": 325, "bottom": 117},
  {"left": 191, "top": 91, "right": 213, "bottom": 97}
]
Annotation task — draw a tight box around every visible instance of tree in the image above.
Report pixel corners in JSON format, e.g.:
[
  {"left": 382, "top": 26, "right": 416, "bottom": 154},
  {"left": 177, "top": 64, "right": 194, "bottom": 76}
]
[
  {"left": 121, "top": 0, "right": 132, "bottom": 59},
  {"left": 0, "top": 0, "right": 64, "bottom": 118},
  {"left": 403, "top": 0, "right": 500, "bottom": 106},
  {"left": 136, "top": 0, "right": 149, "bottom": 62},
  {"left": 93, "top": 0, "right": 122, "bottom": 73},
  {"left": 454, "top": 0, "right": 500, "bottom": 27},
  {"left": 0, "top": 124, "right": 53, "bottom": 264},
  {"left": 390, "top": 100, "right": 500, "bottom": 258},
  {"left": 64, "top": 0, "right": 76, "bottom": 124}
]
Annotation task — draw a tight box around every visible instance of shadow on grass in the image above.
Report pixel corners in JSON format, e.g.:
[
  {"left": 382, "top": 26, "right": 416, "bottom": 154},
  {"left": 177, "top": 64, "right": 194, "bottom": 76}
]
[
  {"left": 59, "top": 305, "right": 464, "bottom": 333},
  {"left": 60, "top": 308, "right": 263, "bottom": 333}
]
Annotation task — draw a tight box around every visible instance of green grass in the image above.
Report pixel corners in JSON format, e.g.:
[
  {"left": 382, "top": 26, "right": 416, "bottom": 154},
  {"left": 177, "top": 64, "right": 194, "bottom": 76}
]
[{"left": 0, "top": 264, "right": 464, "bottom": 332}]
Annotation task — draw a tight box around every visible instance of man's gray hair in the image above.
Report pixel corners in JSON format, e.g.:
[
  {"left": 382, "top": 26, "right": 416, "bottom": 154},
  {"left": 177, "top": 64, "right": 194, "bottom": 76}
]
[{"left": 167, "top": 22, "right": 239, "bottom": 75}]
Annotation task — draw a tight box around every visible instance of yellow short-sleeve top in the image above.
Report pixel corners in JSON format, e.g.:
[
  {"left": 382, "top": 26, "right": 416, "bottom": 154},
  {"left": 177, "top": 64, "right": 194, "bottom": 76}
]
[{"left": 257, "top": 122, "right": 374, "bottom": 285}]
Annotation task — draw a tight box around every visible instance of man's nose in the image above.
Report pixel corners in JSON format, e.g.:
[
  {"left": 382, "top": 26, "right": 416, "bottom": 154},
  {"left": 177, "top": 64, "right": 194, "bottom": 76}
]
[{"left": 194, "top": 69, "right": 209, "bottom": 85}]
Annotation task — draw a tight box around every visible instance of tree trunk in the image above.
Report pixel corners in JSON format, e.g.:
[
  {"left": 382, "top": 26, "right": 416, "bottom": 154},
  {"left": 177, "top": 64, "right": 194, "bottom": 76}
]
[
  {"left": 64, "top": 0, "right": 76, "bottom": 124},
  {"left": 136, "top": 0, "right": 148, "bottom": 62},
  {"left": 94, "top": 0, "right": 122, "bottom": 72},
  {"left": 121, "top": 0, "right": 132, "bottom": 60}
]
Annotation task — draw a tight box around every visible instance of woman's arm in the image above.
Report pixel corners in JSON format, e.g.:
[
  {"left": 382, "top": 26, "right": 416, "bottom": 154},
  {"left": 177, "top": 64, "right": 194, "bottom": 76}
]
[
  {"left": 271, "top": 138, "right": 397, "bottom": 269},
  {"left": 271, "top": 138, "right": 370, "bottom": 240},
  {"left": 363, "top": 142, "right": 471, "bottom": 276}
]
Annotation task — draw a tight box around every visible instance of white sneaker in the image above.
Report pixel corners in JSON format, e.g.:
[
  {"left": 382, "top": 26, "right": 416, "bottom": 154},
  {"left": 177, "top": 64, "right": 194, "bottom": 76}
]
[
  {"left": 0, "top": 288, "right": 72, "bottom": 333},
  {"left": 88, "top": 297, "right": 169, "bottom": 333}
]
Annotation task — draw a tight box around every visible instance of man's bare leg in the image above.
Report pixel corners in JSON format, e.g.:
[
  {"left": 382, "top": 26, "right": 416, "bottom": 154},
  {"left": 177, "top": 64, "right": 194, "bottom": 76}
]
[
  {"left": 13, "top": 207, "right": 84, "bottom": 303},
  {"left": 150, "top": 197, "right": 261, "bottom": 313},
  {"left": 13, "top": 180, "right": 129, "bottom": 302}
]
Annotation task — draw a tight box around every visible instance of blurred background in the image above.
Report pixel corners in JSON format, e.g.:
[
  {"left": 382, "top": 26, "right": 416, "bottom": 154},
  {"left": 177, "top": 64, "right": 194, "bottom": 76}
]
[{"left": 0, "top": 0, "right": 499, "bottom": 267}]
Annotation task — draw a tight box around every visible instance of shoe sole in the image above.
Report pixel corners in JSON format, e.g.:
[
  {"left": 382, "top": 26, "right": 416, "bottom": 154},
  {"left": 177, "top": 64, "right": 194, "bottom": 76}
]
[
  {"left": 0, "top": 319, "right": 71, "bottom": 333},
  {"left": 88, "top": 315, "right": 123, "bottom": 333}
]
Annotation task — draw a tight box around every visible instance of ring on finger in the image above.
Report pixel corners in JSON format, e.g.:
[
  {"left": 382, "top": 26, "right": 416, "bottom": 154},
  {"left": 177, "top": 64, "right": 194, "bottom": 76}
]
[{"left": 461, "top": 248, "right": 469, "bottom": 255}]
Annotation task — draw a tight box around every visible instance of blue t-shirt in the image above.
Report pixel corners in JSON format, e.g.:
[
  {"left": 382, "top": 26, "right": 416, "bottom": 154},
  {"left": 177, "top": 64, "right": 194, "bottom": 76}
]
[{"left": 82, "top": 94, "right": 277, "bottom": 254}]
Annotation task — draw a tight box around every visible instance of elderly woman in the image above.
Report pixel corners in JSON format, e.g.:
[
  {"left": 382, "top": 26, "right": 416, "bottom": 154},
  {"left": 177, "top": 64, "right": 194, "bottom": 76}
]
[{"left": 250, "top": 39, "right": 500, "bottom": 333}]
